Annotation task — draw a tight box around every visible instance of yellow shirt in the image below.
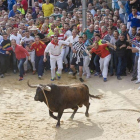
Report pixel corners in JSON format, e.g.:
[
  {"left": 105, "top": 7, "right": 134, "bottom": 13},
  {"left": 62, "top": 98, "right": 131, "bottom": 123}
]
[
  {"left": 42, "top": 3, "right": 54, "bottom": 17},
  {"left": 47, "top": 29, "right": 54, "bottom": 37}
]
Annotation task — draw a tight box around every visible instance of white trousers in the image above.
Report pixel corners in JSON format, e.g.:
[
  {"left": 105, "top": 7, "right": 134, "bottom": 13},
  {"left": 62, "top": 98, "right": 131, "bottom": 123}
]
[
  {"left": 83, "top": 56, "right": 91, "bottom": 76},
  {"left": 61, "top": 46, "right": 69, "bottom": 64},
  {"left": 99, "top": 54, "right": 111, "bottom": 78},
  {"left": 50, "top": 54, "right": 63, "bottom": 78},
  {"left": 24, "top": 51, "right": 36, "bottom": 71},
  {"left": 137, "top": 59, "right": 140, "bottom": 81}
]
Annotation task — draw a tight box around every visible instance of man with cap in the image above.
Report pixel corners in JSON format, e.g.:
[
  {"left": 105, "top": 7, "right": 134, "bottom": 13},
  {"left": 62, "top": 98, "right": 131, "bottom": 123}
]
[{"left": 30, "top": 25, "right": 49, "bottom": 44}]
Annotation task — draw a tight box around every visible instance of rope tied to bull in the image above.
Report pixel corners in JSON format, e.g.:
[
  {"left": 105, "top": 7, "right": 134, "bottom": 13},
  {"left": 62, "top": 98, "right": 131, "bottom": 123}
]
[{"left": 41, "top": 88, "right": 55, "bottom": 113}]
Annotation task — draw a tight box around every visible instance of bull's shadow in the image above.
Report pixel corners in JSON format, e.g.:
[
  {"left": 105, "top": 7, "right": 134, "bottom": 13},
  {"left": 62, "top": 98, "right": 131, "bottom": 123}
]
[{"left": 55, "top": 119, "right": 103, "bottom": 140}]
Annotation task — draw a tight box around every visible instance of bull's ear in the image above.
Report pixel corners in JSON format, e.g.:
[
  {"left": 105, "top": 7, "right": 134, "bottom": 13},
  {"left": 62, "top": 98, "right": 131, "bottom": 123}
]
[{"left": 44, "top": 86, "right": 51, "bottom": 91}]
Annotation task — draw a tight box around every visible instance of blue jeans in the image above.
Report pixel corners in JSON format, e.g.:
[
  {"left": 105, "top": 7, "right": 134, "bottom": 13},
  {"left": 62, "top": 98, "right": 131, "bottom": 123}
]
[
  {"left": 18, "top": 58, "right": 26, "bottom": 78},
  {"left": 12, "top": 52, "right": 17, "bottom": 71},
  {"left": 94, "top": 55, "right": 100, "bottom": 73},
  {"left": 119, "top": 13, "right": 125, "bottom": 23},
  {"left": 117, "top": 56, "right": 126, "bottom": 76},
  {"left": 35, "top": 55, "right": 44, "bottom": 76}
]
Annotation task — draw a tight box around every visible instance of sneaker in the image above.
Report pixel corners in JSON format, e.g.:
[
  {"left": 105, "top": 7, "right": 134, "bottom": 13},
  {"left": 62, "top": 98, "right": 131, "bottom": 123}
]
[
  {"left": 117, "top": 76, "right": 122, "bottom": 80},
  {"left": 1, "top": 74, "right": 4, "bottom": 78},
  {"left": 103, "top": 78, "right": 107, "bottom": 82},
  {"left": 38, "top": 75, "right": 42, "bottom": 79},
  {"left": 19, "top": 77, "right": 23, "bottom": 81},
  {"left": 110, "top": 73, "right": 114, "bottom": 76},
  {"left": 138, "top": 87, "right": 140, "bottom": 90},
  {"left": 131, "top": 77, "right": 137, "bottom": 81},
  {"left": 79, "top": 78, "right": 84, "bottom": 82},
  {"left": 94, "top": 72, "right": 99, "bottom": 76},
  {"left": 135, "top": 80, "right": 140, "bottom": 84},
  {"left": 73, "top": 71, "right": 77, "bottom": 76},
  {"left": 56, "top": 72, "right": 61, "bottom": 79},
  {"left": 13, "top": 70, "right": 17, "bottom": 74},
  {"left": 32, "top": 70, "right": 36, "bottom": 75},
  {"left": 90, "top": 70, "right": 94, "bottom": 74},
  {"left": 51, "top": 78, "right": 55, "bottom": 81},
  {"left": 86, "top": 75, "right": 91, "bottom": 79}
]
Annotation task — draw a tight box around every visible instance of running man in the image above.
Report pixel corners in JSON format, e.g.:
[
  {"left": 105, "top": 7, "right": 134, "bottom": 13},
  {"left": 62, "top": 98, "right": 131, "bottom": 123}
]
[{"left": 44, "top": 35, "right": 71, "bottom": 81}]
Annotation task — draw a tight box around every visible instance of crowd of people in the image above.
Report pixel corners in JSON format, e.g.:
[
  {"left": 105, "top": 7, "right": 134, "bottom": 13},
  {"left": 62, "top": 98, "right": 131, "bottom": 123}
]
[{"left": 0, "top": 0, "right": 140, "bottom": 86}]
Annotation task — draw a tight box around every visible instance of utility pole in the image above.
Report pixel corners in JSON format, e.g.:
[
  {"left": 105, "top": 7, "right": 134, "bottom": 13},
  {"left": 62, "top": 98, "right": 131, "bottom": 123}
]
[{"left": 82, "top": 0, "right": 87, "bottom": 30}]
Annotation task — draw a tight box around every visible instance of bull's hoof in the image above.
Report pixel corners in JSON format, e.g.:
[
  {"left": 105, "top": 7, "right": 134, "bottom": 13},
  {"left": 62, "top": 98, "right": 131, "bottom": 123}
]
[
  {"left": 85, "top": 113, "right": 89, "bottom": 117},
  {"left": 137, "top": 117, "right": 140, "bottom": 123},
  {"left": 56, "top": 124, "right": 60, "bottom": 128},
  {"left": 70, "top": 116, "right": 74, "bottom": 120}
]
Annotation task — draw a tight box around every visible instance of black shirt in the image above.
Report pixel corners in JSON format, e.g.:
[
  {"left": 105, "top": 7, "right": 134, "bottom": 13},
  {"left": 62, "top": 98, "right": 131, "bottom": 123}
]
[
  {"left": 1, "top": 39, "right": 11, "bottom": 49},
  {"left": 0, "top": 4, "right": 7, "bottom": 11},
  {"left": 115, "top": 40, "right": 129, "bottom": 57},
  {"left": 31, "top": 33, "right": 45, "bottom": 39}
]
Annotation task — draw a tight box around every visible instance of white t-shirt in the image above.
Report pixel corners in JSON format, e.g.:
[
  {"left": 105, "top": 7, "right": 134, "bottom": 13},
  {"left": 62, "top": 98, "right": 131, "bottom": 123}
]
[
  {"left": 10, "top": 33, "right": 22, "bottom": 45},
  {"left": 90, "top": 9, "right": 96, "bottom": 17},
  {"left": 66, "top": 35, "right": 79, "bottom": 44},
  {"left": 118, "top": 1, "right": 125, "bottom": 14},
  {"left": 65, "top": 30, "right": 72, "bottom": 39},
  {"left": 45, "top": 40, "right": 70, "bottom": 56},
  {"left": 20, "top": 36, "right": 34, "bottom": 47}
]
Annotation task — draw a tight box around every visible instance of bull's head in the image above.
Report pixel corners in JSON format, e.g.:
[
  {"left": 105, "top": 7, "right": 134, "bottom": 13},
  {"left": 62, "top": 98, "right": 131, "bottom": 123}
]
[{"left": 27, "top": 81, "right": 51, "bottom": 102}]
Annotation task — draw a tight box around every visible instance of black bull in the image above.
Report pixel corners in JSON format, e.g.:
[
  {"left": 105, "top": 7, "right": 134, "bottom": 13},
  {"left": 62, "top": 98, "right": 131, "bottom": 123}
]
[{"left": 27, "top": 81, "right": 101, "bottom": 127}]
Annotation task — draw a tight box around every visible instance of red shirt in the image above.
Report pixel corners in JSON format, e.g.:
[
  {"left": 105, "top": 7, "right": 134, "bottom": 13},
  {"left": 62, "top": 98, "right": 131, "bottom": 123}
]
[
  {"left": 91, "top": 44, "right": 110, "bottom": 58},
  {"left": 21, "top": 0, "right": 28, "bottom": 11},
  {"left": 30, "top": 41, "right": 46, "bottom": 56},
  {"left": 7, "top": 45, "right": 29, "bottom": 60}
]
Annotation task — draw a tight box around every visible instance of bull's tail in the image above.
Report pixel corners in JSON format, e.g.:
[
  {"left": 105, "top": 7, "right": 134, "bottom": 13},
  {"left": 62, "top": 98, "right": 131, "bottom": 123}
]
[
  {"left": 83, "top": 84, "right": 102, "bottom": 99},
  {"left": 89, "top": 94, "right": 102, "bottom": 99}
]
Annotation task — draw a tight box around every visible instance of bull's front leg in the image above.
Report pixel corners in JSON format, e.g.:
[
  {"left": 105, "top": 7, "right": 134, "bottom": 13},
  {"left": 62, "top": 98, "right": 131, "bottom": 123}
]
[
  {"left": 49, "top": 110, "right": 57, "bottom": 120},
  {"left": 56, "top": 109, "right": 64, "bottom": 128}
]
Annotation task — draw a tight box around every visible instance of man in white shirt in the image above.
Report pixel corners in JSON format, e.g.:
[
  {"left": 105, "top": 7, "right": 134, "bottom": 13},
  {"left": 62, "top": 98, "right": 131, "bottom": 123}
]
[
  {"left": 10, "top": 27, "right": 22, "bottom": 44},
  {"left": 44, "top": 35, "right": 70, "bottom": 81},
  {"left": 88, "top": 3, "right": 96, "bottom": 17},
  {"left": 61, "top": 23, "right": 72, "bottom": 71},
  {"left": 20, "top": 30, "right": 35, "bottom": 74},
  {"left": 65, "top": 29, "right": 79, "bottom": 64}
]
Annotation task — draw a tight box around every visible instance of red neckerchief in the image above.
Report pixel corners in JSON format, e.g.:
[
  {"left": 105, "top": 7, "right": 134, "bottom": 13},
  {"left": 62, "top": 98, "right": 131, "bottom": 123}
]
[{"left": 51, "top": 40, "right": 58, "bottom": 48}]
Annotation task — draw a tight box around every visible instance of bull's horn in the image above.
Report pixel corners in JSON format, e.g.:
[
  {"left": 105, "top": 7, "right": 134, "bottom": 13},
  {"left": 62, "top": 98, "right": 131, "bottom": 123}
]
[
  {"left": 44, "top": 86, "right": 51, "bottom": 91},
  {"left": 27, "top": 80, "right": 38, "bottom": 88}
]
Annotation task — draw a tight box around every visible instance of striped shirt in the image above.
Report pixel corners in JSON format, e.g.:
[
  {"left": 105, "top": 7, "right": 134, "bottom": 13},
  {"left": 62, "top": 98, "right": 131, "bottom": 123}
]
[{"left": 72, "top": 41, "right": 85, "bottom": 64}]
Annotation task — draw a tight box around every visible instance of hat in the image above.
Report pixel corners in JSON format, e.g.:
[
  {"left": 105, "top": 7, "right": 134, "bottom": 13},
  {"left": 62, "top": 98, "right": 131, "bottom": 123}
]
[{"left": 30, "top": 26, "right": 38, "bottom": 30}]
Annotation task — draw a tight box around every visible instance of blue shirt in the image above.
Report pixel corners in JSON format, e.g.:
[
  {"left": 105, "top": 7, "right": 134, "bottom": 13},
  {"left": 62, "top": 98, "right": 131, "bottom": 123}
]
[
  {"left": 83, "top": 39, "right": 92, "bottom": 56},
  {"left": 132, "top": 42, "right": 139, "bottom": 56},
  {"left": 8, "top": 10, "right": 20, "bottom": 18},
  {"left": 113, "top": 0, "right": 120, "bottom": 10},
  {"left": 0, "top": 49, "right": 6, "bottom": 54},
  {"left": 128, "top": 12, "right": 140, "bottom": 28},
  {"left": 125, "top": 1, "right": 131, "bottom": 15}
]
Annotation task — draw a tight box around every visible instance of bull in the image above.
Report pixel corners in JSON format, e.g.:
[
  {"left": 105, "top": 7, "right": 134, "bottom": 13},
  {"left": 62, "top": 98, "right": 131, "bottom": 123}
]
[{"left": 27, "top": 81, "right": 101, "bottom": 127}]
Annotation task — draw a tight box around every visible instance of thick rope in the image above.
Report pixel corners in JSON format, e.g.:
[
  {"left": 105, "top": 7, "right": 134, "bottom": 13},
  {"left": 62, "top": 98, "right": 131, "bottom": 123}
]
[{"left": 41, "top": 88, "right": 55, "bottom": 113}]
